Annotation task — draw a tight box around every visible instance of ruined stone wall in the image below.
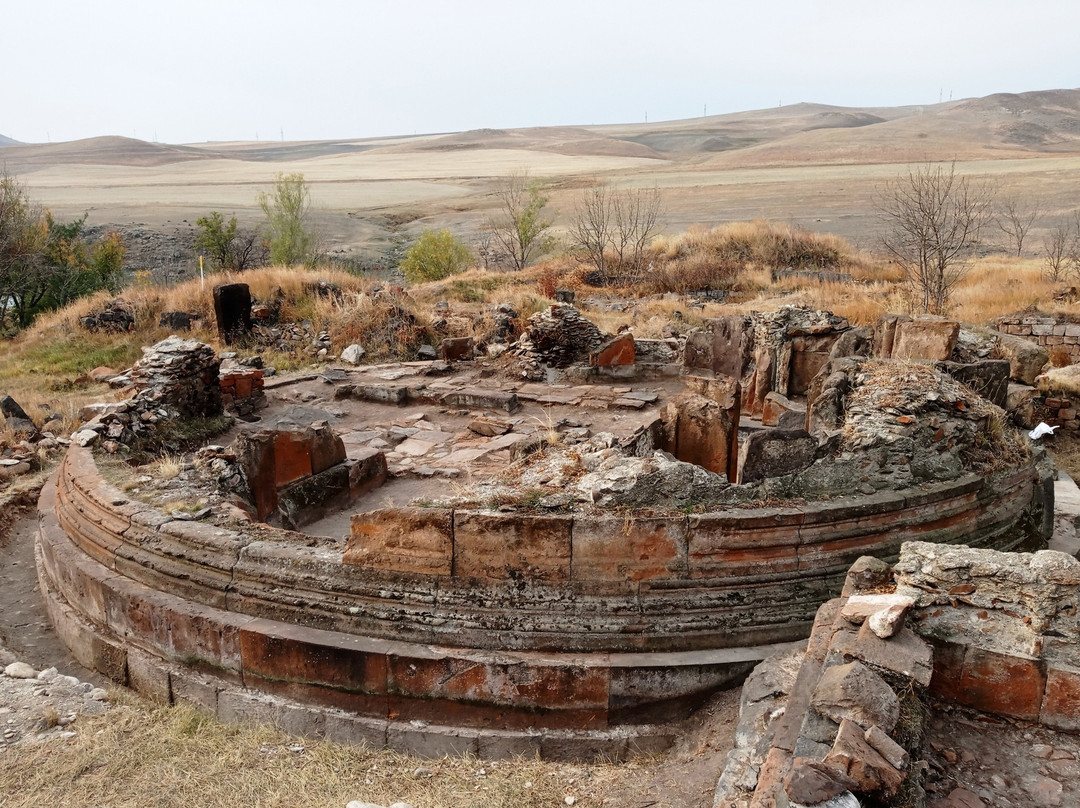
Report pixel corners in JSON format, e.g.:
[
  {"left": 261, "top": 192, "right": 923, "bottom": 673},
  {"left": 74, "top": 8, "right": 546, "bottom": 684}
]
[
  {"left": 38, "top": 438, "right": 1050, "bottom": 760},
  {"left": 896, "top": 541, "right": 1080, "bottom": 731},
  {"left": 717, "top": 543, "right": 1080, "bottom": 807},
  {"left": 995, "top": 314, "right": 1080, "bottom": 363},
  {"left": 683, "top": 307, "right": 849, "bottom": 416}
]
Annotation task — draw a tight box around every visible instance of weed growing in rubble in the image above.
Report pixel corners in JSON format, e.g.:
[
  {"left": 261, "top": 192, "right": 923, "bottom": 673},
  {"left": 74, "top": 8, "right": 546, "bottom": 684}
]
[{"left": 152, "top": 453, "right": 183, "bottom": 480}]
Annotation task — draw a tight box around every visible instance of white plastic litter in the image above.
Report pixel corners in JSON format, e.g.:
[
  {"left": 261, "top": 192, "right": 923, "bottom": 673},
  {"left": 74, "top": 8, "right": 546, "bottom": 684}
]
[{"left": 1029, "top": 422, "right": 1060, "bottom": 440}]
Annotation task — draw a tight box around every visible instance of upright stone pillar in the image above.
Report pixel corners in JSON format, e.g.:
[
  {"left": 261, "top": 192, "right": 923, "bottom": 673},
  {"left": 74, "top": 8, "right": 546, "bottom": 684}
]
[{"left": 213, "top": 283, "right": 252, "bottom": 345}]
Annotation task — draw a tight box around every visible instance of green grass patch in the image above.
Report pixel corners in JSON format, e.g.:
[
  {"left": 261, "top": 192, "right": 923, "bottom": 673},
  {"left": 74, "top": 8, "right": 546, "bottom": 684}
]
[{"left": 1, "top": 338, "right": 141, "bottom": 381}]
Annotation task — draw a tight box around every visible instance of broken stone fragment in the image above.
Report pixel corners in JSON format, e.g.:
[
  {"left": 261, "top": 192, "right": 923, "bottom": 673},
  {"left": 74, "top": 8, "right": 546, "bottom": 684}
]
[
  {"left": 3, "top": 662, "right": 37, "bottom": 679},
  {"left": 783, "top": 756, "right": 858, "bottom": 806},
  {"left": 811, "top": 661, "right": 900, "bottom": 733},
  {"left": 864, "top": 724, "right": 909, "bottom": 771},
  {"left": 868, "top": 603, "right": 910, "bottom": 638},
  {"left": 340, "top": 344, "right": 366, "bottom": 365},
  {"left": 88, "top": 366, "right": 118, "bottom": 382},
  {"left": 0, "top": 460, "right": 31, "bottom": 478},
  {"left": 467, "top": 416, "right": 512, "bottom": 437},
  {"left": 842, "top": 555, "right": 893, "bottom": 596},
  {"left": 840, "top": 593, "right": 914, "bottom": 625},
  {"left": 72, "top": 429, "right": 100, "bottom": 447},
  {"left": 824, "top": 718, "right": 905, "bottom": 798}
]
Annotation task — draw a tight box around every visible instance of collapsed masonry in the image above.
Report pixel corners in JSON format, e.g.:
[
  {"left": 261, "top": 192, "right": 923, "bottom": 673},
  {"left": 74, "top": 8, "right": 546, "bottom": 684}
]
[
  {"left": 716, "top": 542, "right": 1080, "bottom": 808},
  {"left": 39, "top": 303, "right": 1060, "bottom": 761}
]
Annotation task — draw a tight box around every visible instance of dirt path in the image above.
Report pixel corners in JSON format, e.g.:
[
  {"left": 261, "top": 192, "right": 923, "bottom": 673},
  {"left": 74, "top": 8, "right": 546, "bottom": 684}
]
[{"left": 0, "top": 512, "right": 102, "bottom": 684}]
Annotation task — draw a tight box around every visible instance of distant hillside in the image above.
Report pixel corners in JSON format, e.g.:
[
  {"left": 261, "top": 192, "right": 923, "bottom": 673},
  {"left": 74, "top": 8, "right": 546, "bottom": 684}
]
[
  {"left": 0, "top": 135, "right": 213, "bottom": 169},
  {"left": 3, "top": 88, "right": 1079, "bottom": 173}
]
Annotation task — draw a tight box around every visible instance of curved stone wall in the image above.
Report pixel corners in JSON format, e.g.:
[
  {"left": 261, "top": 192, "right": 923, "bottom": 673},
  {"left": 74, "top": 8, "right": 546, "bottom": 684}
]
[{"left": 37, "top": 443, "right": 1050, "bottom": 758}]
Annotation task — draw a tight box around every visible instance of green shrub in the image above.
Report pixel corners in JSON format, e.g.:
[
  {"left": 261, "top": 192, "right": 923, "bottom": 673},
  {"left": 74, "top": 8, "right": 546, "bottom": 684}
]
[{"left": 399, "top": 229, "right": 472, "bottom": 283}]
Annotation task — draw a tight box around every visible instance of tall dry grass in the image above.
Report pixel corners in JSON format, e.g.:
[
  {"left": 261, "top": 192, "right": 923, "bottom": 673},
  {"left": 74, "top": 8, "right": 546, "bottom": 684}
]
[
  {"left": 0, "top": 267, "right": 384, "bottom": 442},
  {"left": 644, "top": 220, "right": 869, "bottom": 295}
]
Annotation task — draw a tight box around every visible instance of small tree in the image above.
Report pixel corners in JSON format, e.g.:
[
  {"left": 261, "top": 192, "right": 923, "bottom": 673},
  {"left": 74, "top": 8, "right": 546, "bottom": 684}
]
[
  {"left": 399, "top": 229, "right": 471, "bottom": 283},
  {"left": 486, "top": 170, "right": 555, "bottom": 271},
  {"left": 610, "top": 186, "right": 662, "bottom": 276},
  {"left": 0, "top": 172, "right": 129, "bottom": 329},
  {"left": 569, "top": 181, "right": 663, "bottom": 280},
  {"left": 194, "top": 211, "right": 267, "bottom": 272},
  {"left": 258, "top": 173, "right": 316, "bottom": 266},
  {"left": 879, "top": 163, "right": 993, "bottom": 315},
  {"left": 1042, "top": 213, "right": 1080, "bottom": 283},
  {"left": 569, "top": 183, "right": 611, "bottom": 274},
  {"left": 39, "top": 213, "right": 125, "bottom": 311},
  {"left": 997, "top": 195, "right": 1043, "bottom": 257}
]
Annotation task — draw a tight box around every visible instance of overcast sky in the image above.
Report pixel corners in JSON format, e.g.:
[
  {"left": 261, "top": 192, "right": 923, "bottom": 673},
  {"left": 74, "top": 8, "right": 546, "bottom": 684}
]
[{"left": 5, "top": 0, "right": 1079, "bottom": 145}]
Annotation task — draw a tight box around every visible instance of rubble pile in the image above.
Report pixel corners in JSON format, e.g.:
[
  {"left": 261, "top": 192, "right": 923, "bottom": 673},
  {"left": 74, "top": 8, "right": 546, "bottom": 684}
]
[
  {"left": 716, "top": 555, "right": 932, "bottom": 808},
  {"left": 219, "top": 360, "right": 267, "bottom": 417},
  {"left": 434, "top": 430, "right": 732, "bottom": 512},
  {"left": 81, "top": 337, "right": 223, "bottom": 453},
  {"left": 480, "top": 302, "right": 521, "bottom": 346},
  {"left": 129, "top": 337, "right": 222, "bottom": 418},
  {"left": 251, "top": 321, "right": 318, "bottom": 353},
  {"left": 808, "top": 358, "right": 1028, "bottom": 490},
  {"left": 514, "top": 304, "right": 605, "bottom": 375},
  {"left": 718, "top": 543, "right": 1080, "bottom": 808},
  {"left": 78, "top": 298, "right": 135, "bottom": 333}
]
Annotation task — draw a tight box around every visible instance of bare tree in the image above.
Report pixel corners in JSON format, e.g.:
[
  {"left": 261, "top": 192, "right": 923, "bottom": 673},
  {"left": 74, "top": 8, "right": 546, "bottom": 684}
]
[
  {"left": 611, "top": 186, "right": 663, "bottom": 276},
  {"left": 568, "top": 183, "right": 611, "bottom": 274},
  {"left": 997, "top": 195, "right": 1043, "bottom": 257},
  {"left": 485, "top": 170, "right": 555, "bottom": 271},
  {"left": 1042, "top": 219, "right": 1073, "bottom": 283},
  {"left": 1043, "top": 212, "right": 1080, "bottom": 282},
  {"left": 879, "top": 163, "right": 994, "bottom": 315},
  {"left": 474, "top": 228, "right": 503, "bottom": 270},
  {"left": 568, "top": 182, "right": 663, "bottom": 279}
]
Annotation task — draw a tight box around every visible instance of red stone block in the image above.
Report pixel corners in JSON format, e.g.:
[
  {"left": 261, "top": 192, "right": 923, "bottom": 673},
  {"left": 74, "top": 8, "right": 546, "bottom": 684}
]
[
  {"left": 665, "top": 390, "right": 739, "bottom": 480},
  {"left": 452, "top": 512, "right": 572, "bottom": 582},
  {"left": 239, "top": 621, "right": 388, "bottom": 696},
  {"left": 590, "top": 333, "right": 635, "bottom": 367},
  {"left": 386, "top": 652, "right": 609, "bottom": 720},
  {"left": 437, "top": 337, "right": 475, "bottom": 361},
  {"left": 235, "top": 375, "right": 252, "bottom": 398},
  {"left": 571, "top": 515, "right": 688, "bottom": 581},
  {"left": 345, "top": 507, "right": 453, "bottom": 575},
  {"left": 959, "top": 646, "right": 1046, "bottom": 720},
  {"left": 307, "top": 422, "right": 347, "bottom": 475},
  {"left": 1040, "top": 665, "right": 1080, "bottom": 732},
  {"left": 926, "top": 638, "right": 968, "bottom": 704},
  {"left": 687, "top": 512, "right": 802, "bottom": 578},
  {"left": 272, "top": 430, "right": 313, "bottom": 488}
]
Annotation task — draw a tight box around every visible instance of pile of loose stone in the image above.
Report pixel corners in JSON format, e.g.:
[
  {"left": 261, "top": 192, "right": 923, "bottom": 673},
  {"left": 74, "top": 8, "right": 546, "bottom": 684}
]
[
  {"left": 514, "top": 303, "right": 606, "bottom": 376},
  {"left": 0, "top": 396, "right": 67, "bottom": 482},
  {"left": 76, "top": 337, "right": 223, "bottom": 454},
  {"left": 432, "top": 431, "right": 730, "bottom": 512},
  {"left": 0, "top": 660, "right": 110, "bottom": 748}
]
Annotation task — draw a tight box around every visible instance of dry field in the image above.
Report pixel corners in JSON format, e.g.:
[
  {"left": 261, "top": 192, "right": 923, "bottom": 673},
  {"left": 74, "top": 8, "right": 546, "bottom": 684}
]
[{"left": 4, "top": 88, "right": 1080, "bottom": 263}]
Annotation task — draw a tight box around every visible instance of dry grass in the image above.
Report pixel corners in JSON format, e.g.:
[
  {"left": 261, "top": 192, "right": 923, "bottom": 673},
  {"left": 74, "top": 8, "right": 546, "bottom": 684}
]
[
  {"left": 0, "top": 267, "right": 389, "bottom": 449},
  {"left": 0, "top": 700, "right": 636, "bottom": 808},
  {"left": 151, "top": 453, "right": 183, "bottom": 481}
]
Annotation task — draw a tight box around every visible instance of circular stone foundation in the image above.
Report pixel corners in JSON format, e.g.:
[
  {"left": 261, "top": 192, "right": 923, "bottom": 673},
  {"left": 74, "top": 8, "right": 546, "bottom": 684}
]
[{"left": 36, "top": 440, "right": 1049, "bottom": 759}]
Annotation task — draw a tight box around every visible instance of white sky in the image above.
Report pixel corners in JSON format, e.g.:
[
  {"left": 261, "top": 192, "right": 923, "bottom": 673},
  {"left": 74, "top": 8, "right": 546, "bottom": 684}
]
[{"left": 4, "top": 0, "right": 1079, "bottom": 145}]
